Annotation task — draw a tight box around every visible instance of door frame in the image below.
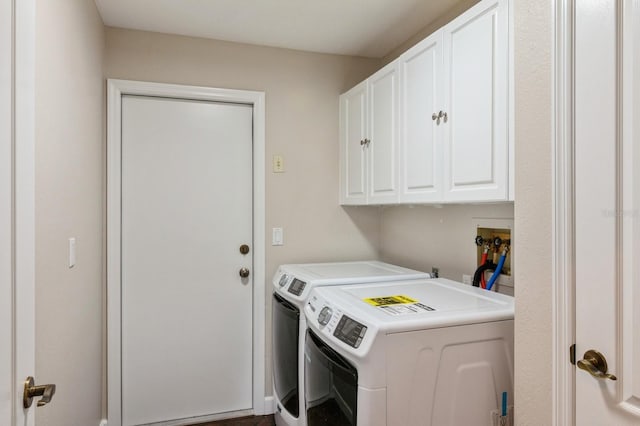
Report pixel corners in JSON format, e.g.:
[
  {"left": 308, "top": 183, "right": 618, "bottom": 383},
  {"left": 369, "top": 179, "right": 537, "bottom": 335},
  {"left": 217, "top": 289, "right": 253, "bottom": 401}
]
[
  {"left": 552, "top": 0, "right": 574, "bottom": 425},
  {"left": 2, "top": 0, "right": 36, "bottom": 424},
  {"left": 106, "top": 79, "right": 266, "bottom": 425}
]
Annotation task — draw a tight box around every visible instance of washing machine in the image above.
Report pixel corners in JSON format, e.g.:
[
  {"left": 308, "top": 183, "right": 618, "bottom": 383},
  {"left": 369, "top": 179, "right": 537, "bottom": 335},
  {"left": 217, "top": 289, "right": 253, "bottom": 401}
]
[
  {"left": 304, "top": 278, "right": 514, "bottom": 426},
  {"left": 271, "top": 261, "right": 431, "bottom": 426}
]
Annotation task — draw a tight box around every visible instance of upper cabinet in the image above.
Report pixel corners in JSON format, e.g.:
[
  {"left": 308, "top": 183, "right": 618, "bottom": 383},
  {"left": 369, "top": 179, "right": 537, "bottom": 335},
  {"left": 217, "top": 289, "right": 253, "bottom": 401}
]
[
  {"left": 339, "top": 62, "right": 399, "bottom": 205},
  {"left": 398, "top": 30, "right": 444, "bottom": 203},
  {"left": 442, "top": 0, "right": 508, "bottom": 201},
  {"left": 340, "top": 0, "right": 511, "bottom": 205}
]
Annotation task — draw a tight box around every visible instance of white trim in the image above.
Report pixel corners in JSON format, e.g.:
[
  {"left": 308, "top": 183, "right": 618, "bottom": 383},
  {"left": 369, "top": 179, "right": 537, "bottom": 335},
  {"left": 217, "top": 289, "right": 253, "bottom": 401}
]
[
  {"left": 13, "top": 0, "right": 36, "bottom": 424},
  {"left": 106, "top": 79, "right": 266, "bottom": 425},
  {"left": 0, "top": 0, "right": 13, "bottom": 423},
  {"left": 552, "top": 0, "right": 575, "bottom": 425}
]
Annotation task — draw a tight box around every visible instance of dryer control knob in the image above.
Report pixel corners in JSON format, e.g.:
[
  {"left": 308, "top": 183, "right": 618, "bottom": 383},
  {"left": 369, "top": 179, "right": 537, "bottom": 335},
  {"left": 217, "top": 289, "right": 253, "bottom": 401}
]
[
  {"left": 278, "top": 274, "right": 288, "bottom": 287},
  {"left": 318, "top": 306, "right": 333, "bottom": 326}
]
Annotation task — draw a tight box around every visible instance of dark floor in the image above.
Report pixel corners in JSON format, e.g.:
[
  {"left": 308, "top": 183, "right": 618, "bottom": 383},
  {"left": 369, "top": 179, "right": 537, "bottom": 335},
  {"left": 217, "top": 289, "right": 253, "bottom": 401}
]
[{"left": 189, "top": 415, "right": 275, "bottom": 426}]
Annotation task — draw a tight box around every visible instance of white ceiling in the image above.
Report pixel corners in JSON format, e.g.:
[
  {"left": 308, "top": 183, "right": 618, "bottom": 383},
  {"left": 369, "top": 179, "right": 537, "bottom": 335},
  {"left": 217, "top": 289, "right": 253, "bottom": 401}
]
[{"left": 94, "top": 0, "right": 463, "bottom": 58}]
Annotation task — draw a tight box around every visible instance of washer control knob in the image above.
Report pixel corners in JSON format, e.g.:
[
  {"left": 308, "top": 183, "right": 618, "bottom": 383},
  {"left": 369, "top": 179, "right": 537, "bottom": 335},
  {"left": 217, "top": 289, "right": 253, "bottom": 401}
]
[
  {"left": 278, "top": 274, "right": 288, "bottom": 287},
  {"left": 318, "top": 306, "right": 333, "bottom": 326}
]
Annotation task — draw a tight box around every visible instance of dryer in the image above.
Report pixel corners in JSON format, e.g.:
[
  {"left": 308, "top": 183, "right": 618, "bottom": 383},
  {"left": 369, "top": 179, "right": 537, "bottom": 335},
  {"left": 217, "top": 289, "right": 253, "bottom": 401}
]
[
  {"left": 304, "top": 278, "right": 514, "bottom": 426},
  {"left": 271, "top": 261, "right": 431, "bottom": 426}
]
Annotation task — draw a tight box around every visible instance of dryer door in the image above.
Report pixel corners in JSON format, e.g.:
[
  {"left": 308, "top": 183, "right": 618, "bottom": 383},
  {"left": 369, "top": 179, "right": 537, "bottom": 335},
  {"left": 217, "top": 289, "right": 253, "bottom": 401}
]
[
  {"left": 272, "top": 293, "right": 300, "bottom": 417},
  {"left": 305, "top": 329, "right": 358, "bottom": 425}
]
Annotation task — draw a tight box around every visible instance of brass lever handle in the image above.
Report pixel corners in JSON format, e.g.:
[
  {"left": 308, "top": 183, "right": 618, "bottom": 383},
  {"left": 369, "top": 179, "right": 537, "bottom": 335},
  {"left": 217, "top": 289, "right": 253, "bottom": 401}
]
[
  {"left": 23, "top": 376, "right": 57, "bottom": 408},
  {"left": 577, "top": 350, "right": 617, "bottom": 381}
]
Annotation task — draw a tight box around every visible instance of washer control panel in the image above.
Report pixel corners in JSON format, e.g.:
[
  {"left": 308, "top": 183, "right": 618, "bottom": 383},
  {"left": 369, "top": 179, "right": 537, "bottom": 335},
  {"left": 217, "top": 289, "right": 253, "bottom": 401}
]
[
  {"left": 307, "top": 295, "right": 368, "bottom": 350},
  {"left": 333, "top": 315, "right": 367, "bottom": 348}
]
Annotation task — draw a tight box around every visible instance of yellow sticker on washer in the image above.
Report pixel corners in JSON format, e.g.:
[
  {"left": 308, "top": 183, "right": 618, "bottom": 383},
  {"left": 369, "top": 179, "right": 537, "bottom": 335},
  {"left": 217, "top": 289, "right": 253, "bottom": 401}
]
[{"left": 363, "top": 295, "right": 417, "bottom": 306}]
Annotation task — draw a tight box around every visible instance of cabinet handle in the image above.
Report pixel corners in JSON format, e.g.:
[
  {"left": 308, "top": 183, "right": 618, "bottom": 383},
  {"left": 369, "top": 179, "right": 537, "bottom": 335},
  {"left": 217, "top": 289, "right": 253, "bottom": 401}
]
[
  {"left": 433, "top": 111, "right": 446, "bottom": 125},
  {"left": 360, "top": 139, "right": 365, "bottom": 146},
  {"left": 364, "top": 138, "right": 371, "bottom": 146}
]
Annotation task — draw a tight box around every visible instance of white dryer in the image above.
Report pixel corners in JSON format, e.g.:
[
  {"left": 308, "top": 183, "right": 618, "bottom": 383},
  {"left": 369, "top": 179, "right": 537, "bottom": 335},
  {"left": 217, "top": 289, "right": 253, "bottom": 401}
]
[
  {"left": 271, "top": 261, "right": 431, "bottom": 426},
  {"left": 304, "top": 278, "right": 514, "bottom": 426}
]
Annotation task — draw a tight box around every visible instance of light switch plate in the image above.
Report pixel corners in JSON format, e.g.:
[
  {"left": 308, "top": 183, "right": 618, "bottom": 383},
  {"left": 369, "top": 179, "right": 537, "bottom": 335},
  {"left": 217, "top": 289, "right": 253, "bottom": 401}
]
[
  {"left": 272, "top": 155, "right": 284, "bottom": 173},
  {"left": 69, "top": 237, "right": 76, "bottom": 268},
  {"left": 272, "top": 227, "right": 283, "bottom": 246}
]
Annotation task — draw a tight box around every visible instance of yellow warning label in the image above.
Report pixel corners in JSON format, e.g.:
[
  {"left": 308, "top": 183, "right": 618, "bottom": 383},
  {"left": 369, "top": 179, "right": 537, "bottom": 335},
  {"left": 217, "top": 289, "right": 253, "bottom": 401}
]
[{"left": 363, "top": 295, "right": 418, "bottom": 306}]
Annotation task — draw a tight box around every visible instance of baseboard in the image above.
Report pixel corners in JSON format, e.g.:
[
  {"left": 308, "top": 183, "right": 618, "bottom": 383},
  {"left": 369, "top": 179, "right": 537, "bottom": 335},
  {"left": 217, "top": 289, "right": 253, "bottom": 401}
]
[
  {"left": 98, "top": 399, "right": 274, "bottom": 425},
  {"left": 263, "top": 396, "right": 275, "bottom": 415}
]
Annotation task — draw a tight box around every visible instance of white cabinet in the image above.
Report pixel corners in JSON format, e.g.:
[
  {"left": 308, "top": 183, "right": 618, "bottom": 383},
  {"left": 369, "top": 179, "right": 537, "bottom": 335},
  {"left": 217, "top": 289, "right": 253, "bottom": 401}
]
[
  {"left": 442, "top": 0, "right": 508, "bottom": 201},
  {"left": 339, "top": 62, "right": 399, "bottom": 205},
  {"left": 398, "top": 30, "right": 444, "bottom": 203},
  {"left": 341, "top": 0, "right": 511, "bottom": 205}
]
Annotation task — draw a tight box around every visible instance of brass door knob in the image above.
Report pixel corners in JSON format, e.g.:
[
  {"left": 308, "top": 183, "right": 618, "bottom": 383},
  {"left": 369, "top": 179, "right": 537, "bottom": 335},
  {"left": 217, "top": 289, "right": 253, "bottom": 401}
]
[
  {"left": 239, "top": 267, "right": 250, "bottom": 278},
  {"left": 239, "top": 244, "right": 250, "bottom": 255},
  {"left": 23, "top": 376, "right": 56, "bottom": 408},
  {"left": 577, "top": 350, "right": 617, "bottom": 380}
]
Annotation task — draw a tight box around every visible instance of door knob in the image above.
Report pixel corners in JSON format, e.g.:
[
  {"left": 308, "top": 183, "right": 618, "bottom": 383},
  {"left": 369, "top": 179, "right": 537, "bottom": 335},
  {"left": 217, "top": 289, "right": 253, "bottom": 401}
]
[
  {"left": 239, "top": 244, "right": 250, "bottom": 255},
  {"left": 239, "top": 267, "right": 250, "bottom": 278},
  {"left": 23, "top": 376, "right": 56, "bottom": 408},
  {"left": 577, "top": 350, "right": 617, "bottom": 380}
]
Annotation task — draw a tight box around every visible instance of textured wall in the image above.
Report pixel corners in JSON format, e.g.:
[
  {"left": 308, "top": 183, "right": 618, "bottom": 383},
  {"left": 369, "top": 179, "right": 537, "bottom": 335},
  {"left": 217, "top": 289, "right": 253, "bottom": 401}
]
[
  {"left": 104, "top": 27, "right": 382, "bottom": 397},
  {"left": 513, "top": 0, "right": 553, "bottom": 424},
  {"left": 34, "top": 0, "right": 105, "bottom": 424}
]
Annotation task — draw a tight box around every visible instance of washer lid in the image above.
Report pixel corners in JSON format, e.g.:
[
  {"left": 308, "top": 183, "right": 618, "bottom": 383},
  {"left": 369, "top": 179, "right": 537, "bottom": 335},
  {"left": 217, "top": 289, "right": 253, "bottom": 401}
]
[
  {"left": 276, "top": 260, "right": 430, "bottom": 285},
  {"left": 309, "top": 278, "right": 514, "bottom": 334}
]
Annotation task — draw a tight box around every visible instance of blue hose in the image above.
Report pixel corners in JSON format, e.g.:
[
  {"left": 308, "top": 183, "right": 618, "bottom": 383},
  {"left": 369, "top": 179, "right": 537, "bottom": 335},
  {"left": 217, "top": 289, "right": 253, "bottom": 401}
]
[{"left": 486, "top": 252, "right": 506, "bottom": 291}]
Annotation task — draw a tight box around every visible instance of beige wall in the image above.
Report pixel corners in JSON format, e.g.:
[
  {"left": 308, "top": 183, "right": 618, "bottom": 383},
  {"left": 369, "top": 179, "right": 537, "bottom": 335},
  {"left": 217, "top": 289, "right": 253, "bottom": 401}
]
[
  {"left": 104, "top": 27, "right": 382, "bottom": 396},
  {"left": 35, "top": 0, "right": 105, "bottom": 425},
  {"left": 513, "top": 0, "right": 553, "bottom": 424},
  {"left": 380, "top": 203, "right": 514, "bottom": 295}
]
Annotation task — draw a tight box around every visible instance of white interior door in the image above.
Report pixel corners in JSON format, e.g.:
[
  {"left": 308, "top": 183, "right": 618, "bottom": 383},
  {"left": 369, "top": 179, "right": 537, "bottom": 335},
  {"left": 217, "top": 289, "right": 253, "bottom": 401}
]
[
  {"left": 120, "top": 95, "right": 254, "bottom": 425},
  {"left": 0, "top": 0, "right": 12, "bottom": 420},
  {"left": 575, "top": 0, "right": 640, "bottom": 423}
]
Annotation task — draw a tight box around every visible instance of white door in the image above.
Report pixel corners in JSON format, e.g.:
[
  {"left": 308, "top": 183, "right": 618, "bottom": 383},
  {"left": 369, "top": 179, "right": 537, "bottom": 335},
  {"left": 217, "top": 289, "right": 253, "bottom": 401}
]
[
  {"left": 3, "top": 0, "right": 36, "bottom": 424},
  {"left": 398, "top": 30, "right": 444, "bottom": 203},
  {"left": 120, "top": 95, "right": 253, "bottom": 425},
  {"left": 442, "top": 0, "right": 508, "bottom": 202},
  {"left": 574, "top": 0, "right": 640, "bottom": 423},
  {"left": 339, "top": 81, "right": 367, "bottom": 205},
  {"left": 0, "top": 0, "right": 12, "bottom": 420},
  {"left": 368, "top": 62, "right": 398, "bottom": 204}
]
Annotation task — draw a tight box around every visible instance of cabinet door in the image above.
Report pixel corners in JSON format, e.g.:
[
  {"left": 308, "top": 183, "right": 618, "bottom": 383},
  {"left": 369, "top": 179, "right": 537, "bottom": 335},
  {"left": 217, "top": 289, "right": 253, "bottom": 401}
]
[
  {"left": 339, "top": 81, "right": 368, "bottom": 205},
  {"left": 442, "top": 0, "right": 508, "bottom": 201},
  {"left": 398, "top": 30, "right": 444, "bottom": 203},
  {"left": 368, "top": 62, "right": 399, "bottom": 204}
]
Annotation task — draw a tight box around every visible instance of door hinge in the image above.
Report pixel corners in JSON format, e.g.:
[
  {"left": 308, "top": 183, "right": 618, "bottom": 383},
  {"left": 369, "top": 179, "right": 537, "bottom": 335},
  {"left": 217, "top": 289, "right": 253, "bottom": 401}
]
[{"left": 570, "top": 343, "right": 576, "bottom": 365}]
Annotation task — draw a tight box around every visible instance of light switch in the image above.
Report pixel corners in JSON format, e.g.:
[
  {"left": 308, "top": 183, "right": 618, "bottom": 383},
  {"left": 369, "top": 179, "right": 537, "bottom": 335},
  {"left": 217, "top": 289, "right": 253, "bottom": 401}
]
[
  {"left": 69, "top": 237, "right": 76, "bottom": 268},
  {"left": 273, "top": 155, "right": 284, "bottom": 173},
  {"left": 272, "top": 227, "right": 284, "bottom": 246}
]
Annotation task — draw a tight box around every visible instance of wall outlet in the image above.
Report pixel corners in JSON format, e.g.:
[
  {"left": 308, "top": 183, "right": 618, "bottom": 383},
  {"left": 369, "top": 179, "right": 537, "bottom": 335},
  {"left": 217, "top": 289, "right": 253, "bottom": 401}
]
[{"left": 431, "top": 267, "right": 439, "bottom": 278}]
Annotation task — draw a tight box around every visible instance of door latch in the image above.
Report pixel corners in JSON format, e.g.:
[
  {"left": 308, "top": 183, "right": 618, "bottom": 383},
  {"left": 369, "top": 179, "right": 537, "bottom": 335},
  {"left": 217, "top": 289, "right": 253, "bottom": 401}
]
[{"left": 23, "top": 376, "right": 57, "bottom": 408}]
